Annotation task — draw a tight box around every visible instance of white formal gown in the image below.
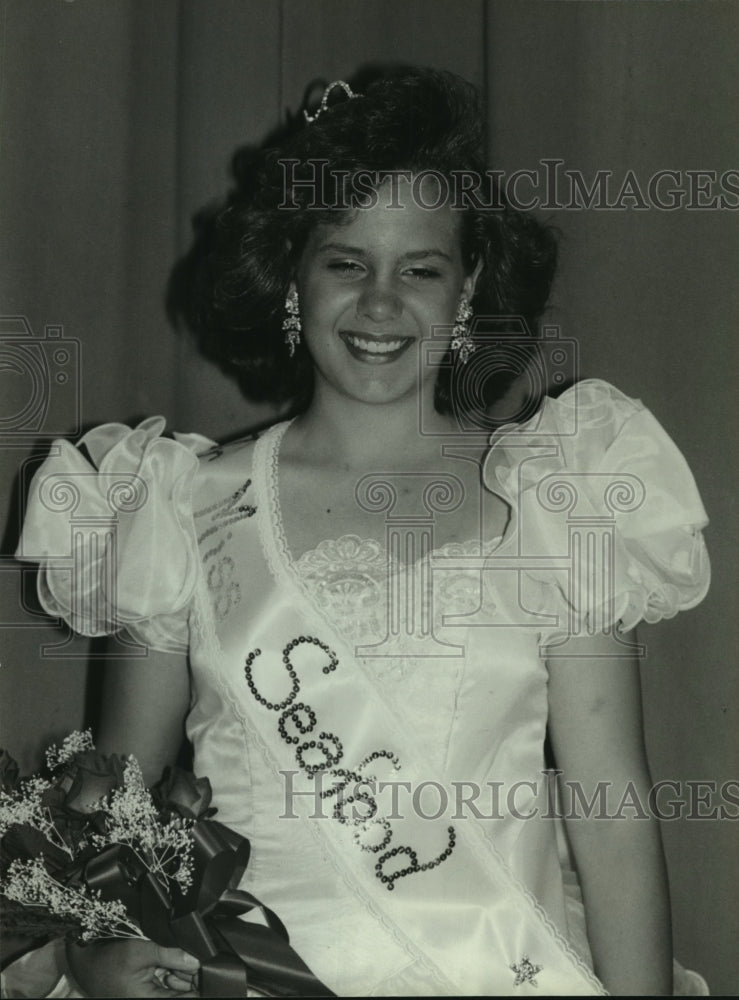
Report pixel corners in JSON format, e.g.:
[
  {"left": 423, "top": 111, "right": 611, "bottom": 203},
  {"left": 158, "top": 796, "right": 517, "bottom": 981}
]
[{"left": 5, "top": 380, "right": 710, "bottom": 996}]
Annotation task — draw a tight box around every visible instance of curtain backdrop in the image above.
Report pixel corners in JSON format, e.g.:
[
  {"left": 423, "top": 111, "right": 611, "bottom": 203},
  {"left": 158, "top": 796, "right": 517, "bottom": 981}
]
[{"left": 1, "top": 1, "right": 736, "bottom": 991}]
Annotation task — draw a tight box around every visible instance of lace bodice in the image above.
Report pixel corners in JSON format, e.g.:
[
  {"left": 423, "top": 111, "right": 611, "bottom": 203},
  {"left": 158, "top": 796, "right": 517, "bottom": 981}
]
[{"left": 290, "top": 533, "right": 501, "bottom": 644}]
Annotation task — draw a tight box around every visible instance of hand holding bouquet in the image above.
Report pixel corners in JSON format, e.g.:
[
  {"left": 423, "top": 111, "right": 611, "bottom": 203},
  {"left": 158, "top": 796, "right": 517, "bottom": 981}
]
[{"left": 0, "top": 733, "right": 333, "bottom": 997}]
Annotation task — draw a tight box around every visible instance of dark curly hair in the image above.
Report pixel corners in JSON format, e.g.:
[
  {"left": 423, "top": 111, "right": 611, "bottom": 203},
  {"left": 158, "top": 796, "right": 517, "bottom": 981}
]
[{"left": 177, "top": 68, "right": 557, "bottom": 417}]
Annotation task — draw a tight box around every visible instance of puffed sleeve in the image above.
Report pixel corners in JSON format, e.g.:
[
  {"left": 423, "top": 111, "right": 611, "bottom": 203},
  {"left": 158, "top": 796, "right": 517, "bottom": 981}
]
[
  {"left": 15, "top": 417, "right": 216, "bottom": 653},
  {"left": 482, "top": 380, "right": 710, "bottom": 641}
]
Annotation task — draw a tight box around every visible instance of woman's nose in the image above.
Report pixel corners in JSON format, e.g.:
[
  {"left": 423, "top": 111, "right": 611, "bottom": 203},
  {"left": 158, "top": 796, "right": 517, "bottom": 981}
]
[{"left": 357, "top": 278, "right": 402, "bottom": 323}]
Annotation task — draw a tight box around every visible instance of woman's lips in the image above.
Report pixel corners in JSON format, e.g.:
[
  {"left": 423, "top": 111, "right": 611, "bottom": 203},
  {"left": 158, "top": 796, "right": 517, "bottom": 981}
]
[{"left": 339, "top": 331, "right": 414, "bottom": 364}]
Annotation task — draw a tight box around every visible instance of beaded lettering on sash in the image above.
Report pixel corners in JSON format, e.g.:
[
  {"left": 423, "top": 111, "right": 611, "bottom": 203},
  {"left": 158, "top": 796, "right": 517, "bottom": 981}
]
[
  {"left": 195, "top": 480, "right": 257, "bottom": 622},
  {"left": 243, "top": 634, "right": 457, "bottom": 890}
]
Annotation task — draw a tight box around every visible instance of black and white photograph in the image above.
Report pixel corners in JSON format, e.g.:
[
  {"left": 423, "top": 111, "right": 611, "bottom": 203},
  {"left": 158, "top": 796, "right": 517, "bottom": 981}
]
[{"left": 0, "top": 1, "right": 736, "bottom": 995}]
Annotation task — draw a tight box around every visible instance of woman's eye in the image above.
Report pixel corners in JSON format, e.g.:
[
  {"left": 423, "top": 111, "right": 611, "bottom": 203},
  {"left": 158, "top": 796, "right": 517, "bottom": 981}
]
[
  {"left": 327, "top": 260, "right": 363, "bottom": 274},
  {"left": 405, "top": 267, "right": 440, "bottom": 280}
]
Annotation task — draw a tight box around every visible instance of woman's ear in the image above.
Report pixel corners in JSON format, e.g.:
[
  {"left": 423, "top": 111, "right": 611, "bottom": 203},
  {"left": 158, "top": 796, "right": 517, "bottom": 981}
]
[
  {"left": 286, "top": 238, "right": 294, "bottom": 275},
  {"left": 462, "top": 258, "right": 483, "bottom": 303},
  {"left": 286, "top": 239, "right": 298, "bottom": 295}
]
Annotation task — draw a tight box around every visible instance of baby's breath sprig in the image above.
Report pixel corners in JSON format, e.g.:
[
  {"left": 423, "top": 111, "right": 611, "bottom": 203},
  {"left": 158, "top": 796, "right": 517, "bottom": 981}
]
[
  {"left": 90, "top": 757, "right": 195, "bottom": 894},
  {"left": 0, "top": 776, "right": 73, "bottom": 857},
  {"left": 45, "top": 730, "right": 95, "bottom": 771},
  {"left": 2, "top": 858, "right": 146, "bottom": 942}
]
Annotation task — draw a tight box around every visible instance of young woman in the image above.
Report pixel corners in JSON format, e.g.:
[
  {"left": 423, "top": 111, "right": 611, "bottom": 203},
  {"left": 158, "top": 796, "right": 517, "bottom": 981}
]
[{"left": 12, "top": 70, "right": 709, "bottom": 996}]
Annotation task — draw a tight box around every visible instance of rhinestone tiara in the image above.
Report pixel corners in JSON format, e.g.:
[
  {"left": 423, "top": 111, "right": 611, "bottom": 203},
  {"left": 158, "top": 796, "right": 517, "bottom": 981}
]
[{"left": 303, "top": 80, "right": 361, "bottom": 124}]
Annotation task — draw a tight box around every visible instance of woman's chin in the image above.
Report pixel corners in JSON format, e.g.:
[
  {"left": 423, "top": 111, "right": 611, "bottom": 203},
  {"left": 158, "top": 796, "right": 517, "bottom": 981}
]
[{"left": 335, "top": 375, "right": 427, "bottom": 408}]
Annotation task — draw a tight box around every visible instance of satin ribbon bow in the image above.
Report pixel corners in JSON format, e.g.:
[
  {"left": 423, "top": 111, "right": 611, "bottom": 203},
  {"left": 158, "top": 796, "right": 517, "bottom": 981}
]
[{"left": 84, "top": 820, "right": 334, "bottom": 997}]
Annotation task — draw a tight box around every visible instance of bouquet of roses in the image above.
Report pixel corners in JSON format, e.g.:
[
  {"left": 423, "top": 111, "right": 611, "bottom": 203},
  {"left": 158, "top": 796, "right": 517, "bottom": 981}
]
[{"left": 0, "top": 732, "right": 333, "bottom": 997}]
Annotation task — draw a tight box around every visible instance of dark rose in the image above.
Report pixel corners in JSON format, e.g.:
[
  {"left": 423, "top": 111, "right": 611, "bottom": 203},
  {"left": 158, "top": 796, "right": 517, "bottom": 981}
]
[
  {"left": 152, "top": 766, "right": 213, "bottom": 820},
  {"left": 1, "top": 823, "right": 69, "bottom": 873},
  {"left": 0, "top": 750, "right": 20, "bottom": 792},
  {"left": 44, "top": 750, "right": 125, "bottom": 816}
]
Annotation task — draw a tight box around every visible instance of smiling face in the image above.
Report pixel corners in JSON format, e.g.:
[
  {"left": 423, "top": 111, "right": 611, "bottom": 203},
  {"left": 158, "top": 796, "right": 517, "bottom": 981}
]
[{"left": 294, "top": 176, "right": 478, "bottom": 410}]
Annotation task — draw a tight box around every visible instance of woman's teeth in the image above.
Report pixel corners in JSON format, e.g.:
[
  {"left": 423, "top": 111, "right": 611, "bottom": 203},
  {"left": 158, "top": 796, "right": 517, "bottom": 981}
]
[{"left": 345, "top": 335, "right": 407, "bottom": 354}]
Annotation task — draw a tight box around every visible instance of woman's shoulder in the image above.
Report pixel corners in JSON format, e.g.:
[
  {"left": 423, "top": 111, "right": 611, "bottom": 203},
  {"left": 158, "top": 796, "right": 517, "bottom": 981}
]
[
  {"left": 192, "top": 428, "right": 262, "bottom": 469},
  {"left": 190, "top": 419, "right": 288, "bottom": 512},
  {"left": 65, "top": 413, "right": 286, "bottom": 530},
  {"left": 484, "top": 378, "right": 705, "bottom": 512},
  {"left": 482, "top": 379, "right": 710, "bottom": 634},
  {"left": 14, "top": 416, "right": 284, "bottom": 652},
  {"left": 486, "top": 378, "right": 641, "bottom": 452}
]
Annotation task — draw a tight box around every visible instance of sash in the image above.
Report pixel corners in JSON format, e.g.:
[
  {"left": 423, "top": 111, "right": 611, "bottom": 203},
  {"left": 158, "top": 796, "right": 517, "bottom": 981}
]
[
  {"left": 193, "top": 425, "right": 607, "bottom": 996},
  {"left": 231, "top": 599, "right": 603, "bottom": 996}
]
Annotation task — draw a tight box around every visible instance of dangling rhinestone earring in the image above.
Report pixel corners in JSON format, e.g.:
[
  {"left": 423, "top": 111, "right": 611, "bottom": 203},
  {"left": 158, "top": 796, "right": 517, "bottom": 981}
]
[
  {"left": 282, "top": 288, "right": 301, "bottom": 356},
  {"left": 450, "top": 298, "right": 474, "bottom": 364}
]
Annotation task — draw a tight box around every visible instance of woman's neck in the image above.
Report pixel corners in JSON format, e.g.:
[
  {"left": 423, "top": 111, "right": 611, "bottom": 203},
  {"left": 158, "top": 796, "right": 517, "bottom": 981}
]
[{"left": 287, "top": 385, "right": 457, "bottom": 471}]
